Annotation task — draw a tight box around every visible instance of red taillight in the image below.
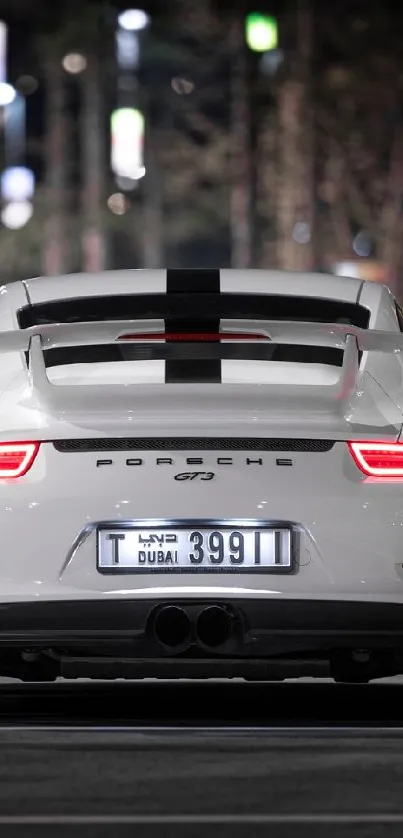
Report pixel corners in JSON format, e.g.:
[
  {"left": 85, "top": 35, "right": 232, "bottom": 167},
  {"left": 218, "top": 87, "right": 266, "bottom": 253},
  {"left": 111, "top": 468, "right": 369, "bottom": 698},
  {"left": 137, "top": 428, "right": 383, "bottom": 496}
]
[
  {"left": 116, "top": 332, "right": 269, "bottom": 342},
  {"left": 0, "top": 443, "right": 39, "bottom": 478},
  {"left": 348, "top": 441, "right": 403, "bottom": 477}
]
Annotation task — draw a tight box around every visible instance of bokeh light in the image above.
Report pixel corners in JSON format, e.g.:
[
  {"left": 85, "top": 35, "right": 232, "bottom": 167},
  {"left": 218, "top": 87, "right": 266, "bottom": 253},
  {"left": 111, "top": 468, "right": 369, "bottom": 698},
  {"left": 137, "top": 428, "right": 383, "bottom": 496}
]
[
  {"left": 1, "top": 200, "right": 33, "bottom": 229},
  {"left": 117, "top": 9, "right": 150, "bottom": 31},
  {"left": 62, "top": 53, "right": 87, "bottom": 74}
]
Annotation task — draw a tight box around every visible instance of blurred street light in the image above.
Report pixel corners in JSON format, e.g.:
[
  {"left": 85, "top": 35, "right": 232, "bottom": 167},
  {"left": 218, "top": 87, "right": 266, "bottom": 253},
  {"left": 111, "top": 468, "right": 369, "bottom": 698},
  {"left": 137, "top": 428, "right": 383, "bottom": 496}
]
[
  {"left": 0, "top": 82, "right": 15, "bottom": 106},
  {"left": 116, "top": 28, "right": 139, "bottom": 69},
  {"left": 111, "top": 107, "right": 145, "bottom": 181},
  {"left": 0, "top": 22, "right": 16, "bottom": 106},
  {"left": 0, "top": 21, "right": 7, "bottom": 84},
  {"left": 62, "top": 53, "right": 87, "bottom": 74},
  {"left": 1, "top": 167, "right": 34, "bottom": 202},
  {"left": 245, "top": 13, "right": 278, "bottom": 52},
  {"left": 117, "top": 9, "right": 150, "bottom": 31},
  {"left": 107, "top": 192, "right": 129, "bottom": 215},
  {"left": 333, "top": 260, "right": 387, "bottom": 283},
  {"left": 1, "top": 200, "right": 33, "bottom": 229},
  {"left": 353, "top": 230, "right": 372, "bottom": 257},
  {"left": 4, "top": 93, "right": 26, "bottom": 168}
]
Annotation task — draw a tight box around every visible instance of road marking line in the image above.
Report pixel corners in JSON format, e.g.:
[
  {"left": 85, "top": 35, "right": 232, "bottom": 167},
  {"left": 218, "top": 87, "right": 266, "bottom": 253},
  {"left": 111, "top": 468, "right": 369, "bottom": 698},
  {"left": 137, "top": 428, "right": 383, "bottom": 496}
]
[
  {"left": 0, "top": 815, "right": 403, "bottom": 825},
  {"left": 0, "top": 725, "right": 402, "bottom": 735}
]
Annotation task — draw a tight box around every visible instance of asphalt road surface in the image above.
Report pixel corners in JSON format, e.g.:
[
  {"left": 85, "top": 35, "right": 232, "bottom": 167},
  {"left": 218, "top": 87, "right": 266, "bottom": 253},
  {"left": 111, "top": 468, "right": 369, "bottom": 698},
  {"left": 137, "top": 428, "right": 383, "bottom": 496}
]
[{"left": 0, "top": 679, "right": 403, "bottom": 837}]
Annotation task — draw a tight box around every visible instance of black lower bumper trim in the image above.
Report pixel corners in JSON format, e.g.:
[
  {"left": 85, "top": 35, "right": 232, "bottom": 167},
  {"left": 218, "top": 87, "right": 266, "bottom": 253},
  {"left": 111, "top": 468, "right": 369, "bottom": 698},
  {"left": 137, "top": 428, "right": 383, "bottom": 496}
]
[{"left": 0, "top": 598, "right": 402, "bottom": 650}]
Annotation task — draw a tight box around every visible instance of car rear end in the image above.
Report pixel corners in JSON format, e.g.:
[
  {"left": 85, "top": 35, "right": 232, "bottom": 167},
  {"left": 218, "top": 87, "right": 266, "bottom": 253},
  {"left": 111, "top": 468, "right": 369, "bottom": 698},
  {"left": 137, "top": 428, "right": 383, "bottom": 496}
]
[{"left": 0, "top": 268, "right": 403, "bottom": 683}]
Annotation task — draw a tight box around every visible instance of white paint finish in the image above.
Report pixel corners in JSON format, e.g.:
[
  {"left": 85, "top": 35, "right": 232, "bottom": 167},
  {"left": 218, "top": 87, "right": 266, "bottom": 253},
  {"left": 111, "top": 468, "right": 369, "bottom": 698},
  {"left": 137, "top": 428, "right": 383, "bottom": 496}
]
[
  {"left": 359, "top": 281, "right": 395, "bottom": 329},
  {"left": 359, "top": 284, "right": 403, "bottom": 415},
  {"left": 220, "top": 361, "right": 340, "bottom": 386},
  {"left": 0, "top": 377, "right": 397, "bottom": 438},
  {"left": 48, "top": 360, "right": 166, "bottom": 386},
  {"left": 0, "top": 322, "right": 399, "bottom": 437},
  {"left": 0, "top": 271, "right": 400, "bottom": 644},
  {"left": 23, "top": 268, "right": 365, "bottom": 304},
  {"left": 220, "top": 268, "right": 363, "bottom": 301},
  {"left": 0, "top": 282, "right": 28, "bottom": 389},
  {"left": 0, "top": 441, "right": 402, "bottom": 600},
  {"left": 24, "top": 269, "right": 167, "bottom": 303},
  {"left": 0, "top": 281, "right": 29, "bottom": 326}
]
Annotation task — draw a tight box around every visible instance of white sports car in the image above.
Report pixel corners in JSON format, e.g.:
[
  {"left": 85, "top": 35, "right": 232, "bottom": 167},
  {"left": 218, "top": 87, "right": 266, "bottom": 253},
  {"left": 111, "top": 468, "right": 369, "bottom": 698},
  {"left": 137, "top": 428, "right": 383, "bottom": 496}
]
[{"left": 1, "top": 267, "right": 403, "bottom": 683}]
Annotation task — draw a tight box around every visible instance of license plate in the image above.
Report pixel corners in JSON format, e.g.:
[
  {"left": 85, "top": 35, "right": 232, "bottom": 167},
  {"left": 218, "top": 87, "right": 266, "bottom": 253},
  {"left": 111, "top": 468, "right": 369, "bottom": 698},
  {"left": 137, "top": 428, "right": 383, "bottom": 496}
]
[{"left": 97, "top": 522, "right": 294, "bottom": 573}]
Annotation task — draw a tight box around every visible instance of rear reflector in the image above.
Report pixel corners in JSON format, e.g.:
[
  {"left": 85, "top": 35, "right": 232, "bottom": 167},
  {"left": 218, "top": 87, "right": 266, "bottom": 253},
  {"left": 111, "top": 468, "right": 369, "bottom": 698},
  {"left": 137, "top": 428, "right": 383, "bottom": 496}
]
[
  {"left": 0, "top": 443, "right": 39, "bottom": 478},
  {"left": 116, "top": 332, "right": 270, "bottom": 342},
  {"left": 348, "top": 442, "right": 403, "bottom": 477}
]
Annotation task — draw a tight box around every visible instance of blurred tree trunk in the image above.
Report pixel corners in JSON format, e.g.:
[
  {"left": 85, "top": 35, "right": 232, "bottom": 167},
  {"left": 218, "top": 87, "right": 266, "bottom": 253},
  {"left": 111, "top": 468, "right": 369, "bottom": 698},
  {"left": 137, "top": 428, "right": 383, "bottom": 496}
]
[
  {"left": 277, "top": 0, "right": 314, "bottom": 270},
  {"left": 256, "top": 111, "right": 277, "bottom": 267},
  {"left": 42, "top": 47, "right": 69, "bottom": 276},
  {"left": 80, "top": 52, "right": 108, "bottom": 272},
  {"left": 316, "top": 136, "right": 352, "bottom": 269},
  {"left": 378, "top": 122, "right": 403, "bottom": 297},
  {"left": 142, "top": 126, "right": 163, "bottom": 268},
  {"left": 297, "top": 0, "right": 315, "bottom": 269},
  {"left": 277, "top": 78, "right": 302, "bottom": 269},
  {"left": 229, "top": 16, "right": 252, "bottom": 269}
]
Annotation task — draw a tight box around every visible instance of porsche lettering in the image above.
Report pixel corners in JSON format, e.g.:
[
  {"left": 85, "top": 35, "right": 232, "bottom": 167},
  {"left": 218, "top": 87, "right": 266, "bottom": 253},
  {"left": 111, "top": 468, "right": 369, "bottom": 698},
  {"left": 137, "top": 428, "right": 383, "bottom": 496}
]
[{"left": 96, "top": 457, "right": 264, "bottom": 467}]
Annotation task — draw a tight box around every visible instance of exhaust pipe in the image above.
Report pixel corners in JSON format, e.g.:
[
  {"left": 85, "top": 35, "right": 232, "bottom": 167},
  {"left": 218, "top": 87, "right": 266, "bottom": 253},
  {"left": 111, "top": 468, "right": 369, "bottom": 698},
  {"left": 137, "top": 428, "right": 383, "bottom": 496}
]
[
  {"left": 195, "top": 605, "right": 235, "bottom": 650},
  {"left": 153, "top": 605, "right": 191, "bottom": 652}
]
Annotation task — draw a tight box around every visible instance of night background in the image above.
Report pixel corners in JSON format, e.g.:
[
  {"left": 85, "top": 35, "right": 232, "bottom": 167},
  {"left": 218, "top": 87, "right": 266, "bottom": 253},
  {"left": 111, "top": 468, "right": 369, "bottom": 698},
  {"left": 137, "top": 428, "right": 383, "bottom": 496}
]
[{"left": 0, "top": 0, "right": 401, "bottom": 294}]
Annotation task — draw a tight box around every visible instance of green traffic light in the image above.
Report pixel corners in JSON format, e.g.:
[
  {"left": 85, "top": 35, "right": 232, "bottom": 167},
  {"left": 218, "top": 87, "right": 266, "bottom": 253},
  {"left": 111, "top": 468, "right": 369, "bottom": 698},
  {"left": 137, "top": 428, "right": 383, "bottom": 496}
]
[{"left": 245, "top": 12, "right": 278, "bottom": 52}]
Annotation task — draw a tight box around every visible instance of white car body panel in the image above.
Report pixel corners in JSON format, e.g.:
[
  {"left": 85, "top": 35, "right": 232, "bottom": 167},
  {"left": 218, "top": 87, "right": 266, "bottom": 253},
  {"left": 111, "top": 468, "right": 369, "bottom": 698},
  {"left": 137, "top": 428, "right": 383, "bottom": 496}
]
[
  {"left": 23, "top": 270, "right": 168, "bottom": 302},
  {"left": 0, "top": 267, "right": 402, "bottom": 680},
  {"left": 24, "top": 268, "right": 363, "bottom": 303},
  {"left": 0, "top": 439, "right": 403, "bottom": 602}
]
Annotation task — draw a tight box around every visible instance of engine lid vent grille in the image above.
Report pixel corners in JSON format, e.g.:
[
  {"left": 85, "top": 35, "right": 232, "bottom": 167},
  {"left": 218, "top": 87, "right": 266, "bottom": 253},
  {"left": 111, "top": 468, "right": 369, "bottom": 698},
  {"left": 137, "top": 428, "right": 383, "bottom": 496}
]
[{"left": 53, "top": 438, "right": 335, "bottom": 453}]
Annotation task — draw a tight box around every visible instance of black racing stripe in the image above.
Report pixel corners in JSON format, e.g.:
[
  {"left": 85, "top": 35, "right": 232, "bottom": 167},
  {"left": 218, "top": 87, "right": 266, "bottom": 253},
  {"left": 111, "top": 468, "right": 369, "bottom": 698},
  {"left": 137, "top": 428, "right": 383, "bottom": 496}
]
[
  {"left": 166, "top": 269, "right": 220, "bottom": 294},
  {"left": 165, "top": 270, "right": 221, "bottom": 382},
  {"left": 164, "top": 358, "right": 221, "bottom": 383}
]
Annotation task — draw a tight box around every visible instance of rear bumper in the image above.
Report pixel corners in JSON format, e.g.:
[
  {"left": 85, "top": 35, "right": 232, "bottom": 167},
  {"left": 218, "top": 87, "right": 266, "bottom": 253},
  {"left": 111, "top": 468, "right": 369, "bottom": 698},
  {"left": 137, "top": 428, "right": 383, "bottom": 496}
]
[{"left": 0, "top": 597, "right": 403, "bottom": 652}]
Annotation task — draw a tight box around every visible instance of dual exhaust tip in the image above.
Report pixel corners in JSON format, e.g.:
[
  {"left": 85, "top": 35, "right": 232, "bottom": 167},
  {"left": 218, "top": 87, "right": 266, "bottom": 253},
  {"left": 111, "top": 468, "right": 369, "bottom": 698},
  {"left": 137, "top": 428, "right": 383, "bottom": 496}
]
[{"left": 153, "top": 604, "right": 237, "bottom": 652}]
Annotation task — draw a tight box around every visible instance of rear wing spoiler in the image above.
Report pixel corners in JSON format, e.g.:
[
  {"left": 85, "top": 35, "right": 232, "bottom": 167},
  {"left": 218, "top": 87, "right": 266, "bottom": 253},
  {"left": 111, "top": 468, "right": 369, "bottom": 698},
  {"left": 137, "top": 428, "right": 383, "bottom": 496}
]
[
  {"left": 0, "top": 318, "right": 401, "bottom": 414},
  {"left": 0, "top": 318, "right": 402, "bottom": 352}
]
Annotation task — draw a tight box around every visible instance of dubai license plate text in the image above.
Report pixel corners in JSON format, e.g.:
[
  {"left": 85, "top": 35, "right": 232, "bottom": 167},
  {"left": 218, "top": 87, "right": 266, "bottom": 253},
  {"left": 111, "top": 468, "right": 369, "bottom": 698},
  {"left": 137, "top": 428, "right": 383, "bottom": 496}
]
[{"left": 97, "top": 525, "right": 293, "bottom": 573}]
